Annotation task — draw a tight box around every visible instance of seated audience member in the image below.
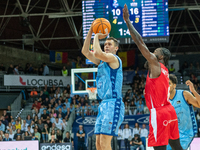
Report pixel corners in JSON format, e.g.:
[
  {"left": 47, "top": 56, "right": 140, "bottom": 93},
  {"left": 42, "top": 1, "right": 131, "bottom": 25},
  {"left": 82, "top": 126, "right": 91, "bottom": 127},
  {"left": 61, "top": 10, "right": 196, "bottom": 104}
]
[
  {"left": 32, "top": 133, "right": 38, "bottom": 140},
  {"left": 21, "top": 120, "right": 29, "bottom": 133},
  {"left": 27, "top": 125, "right": 34, "bottom": 135},
  {"left": 3, "top": 132, "right": 12, "bottom": 141},
  {"left": 11, "top": 125, "right": 16, "bottom": 135},
  {"left": 54, "top": 117, "right": 62, "bottom": 130},
  {"left": 15, "top": 120, "right": 21, "bottom": 130},
  {"left": 34, "top": 128, "right": 41, "bottom": 142},
  {"left": 30, "top": 88, "right": 38, "bottom": 101},
  {"left": 3, "top": 110, "right": 11, "bottom": 123},
  {"left": 62, "top": 119, "right": 67, "bottom": 131},
  {"left": 49, "top": 123, "right": 58, "bottom": 133},
  {"left": 14, "top": 129, "right": 21, "bottom": 140},
  {"left": 32, "top": 100, "right": 41, "bottom": 110},
  {"left": 8, "top": 129, "right": 14, "bottom": 140},
  {"left": 6, "top": 122, "right": 12, "bottom": 133},
  {"left": 49, "top": 134, "right": 59, "bottom": 143},
  {"left": 62, "top": 105, "right": 68, "bottom": 115},
  {"left": 49, "top": 130, "right": 57, "bottom": 141},
  {"left": 65, "top": 108, "right": 71, "bottom": 120},
  {"left": 42, "top": 124, "right": 49, "bottom": 143},
  {"left": 26, "top": 115, "right": 32, "bottom": 125},
  {"left": 69, "top": 104, "right": 75, "bottom": 112},
  {"left": 23, "top": 131, "right": 32, "bottom": 140},
  {"left": 130, "top": 134, "right": 144, "bottom": 150},
  {"left": 91, "top": 101, "right": 98, "bottom": 115},
  {"left": 41, "top": 109, "right": 48, "bottom": 124},
  {"left": 63, "top": 132, "right": 74, "bottom": 146},
  {"left": 136, "top": 100, "right": 144, "bottom": 114},
  {"left": 46, "top": 119, "right": 52, "bottom": 129},
  {"left": 56, "top": 129, "right": 63, "bottom": 143},
  {"left": 33, "top": 108, "right": 41, "bottom": 119},
  {"left": 16, "top": 135, "right": 22, "bottom": 141},
  {"left": 37, "top": 119, "right": 44, "bottom": 133}
]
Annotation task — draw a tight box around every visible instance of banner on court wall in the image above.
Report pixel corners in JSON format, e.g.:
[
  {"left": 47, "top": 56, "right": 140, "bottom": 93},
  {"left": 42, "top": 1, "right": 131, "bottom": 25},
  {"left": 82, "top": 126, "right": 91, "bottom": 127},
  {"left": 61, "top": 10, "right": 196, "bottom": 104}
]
[
  {"left": 118, "top": 50, "right": 135, "bottom": 67},
  {"left": 50, "top": 51, "right": 68, "bottom": 63},
  {"left": 0, "top": 140, "right": 39, "bottom": 150},
  {"left": 40, "top": 143, "right": 72, "bottom": 150},
  {"left": 4, "top": 75, "right": 71, "bottom": 87}
]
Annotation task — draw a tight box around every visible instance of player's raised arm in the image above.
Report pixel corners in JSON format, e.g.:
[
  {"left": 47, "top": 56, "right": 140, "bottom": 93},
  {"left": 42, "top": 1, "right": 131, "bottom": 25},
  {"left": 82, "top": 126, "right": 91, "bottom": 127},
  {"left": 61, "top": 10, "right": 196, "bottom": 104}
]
[
  {"left": 93, "top": 33, "right": 118, "bottom": 63},
  {"left": 184, "top": 80, "right": 200, "bottom": 108},
  {"left": 81, "top": 24, "right": 100, "bottom": 65},
  {"left": 123, "top": 4, "right": 157, "bottom": 65}
]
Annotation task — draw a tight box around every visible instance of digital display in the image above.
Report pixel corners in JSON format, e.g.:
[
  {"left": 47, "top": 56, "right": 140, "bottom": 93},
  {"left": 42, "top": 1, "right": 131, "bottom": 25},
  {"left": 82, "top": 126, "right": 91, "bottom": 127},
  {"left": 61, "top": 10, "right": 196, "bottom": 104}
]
[{"left": 82, "top": 0, "right": 169, "bottom": 44}]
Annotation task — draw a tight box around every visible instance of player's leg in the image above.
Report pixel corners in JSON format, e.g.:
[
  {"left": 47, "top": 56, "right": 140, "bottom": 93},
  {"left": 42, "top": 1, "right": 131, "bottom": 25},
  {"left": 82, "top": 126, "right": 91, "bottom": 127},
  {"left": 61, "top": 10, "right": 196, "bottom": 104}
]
[
  {"left": 153, "top": 146, "right": 166, "bottom": 150},
  {"left": 168, "top": 139, "right": 183, "bottom": 150},
  {"left": 96, "top": 135, "right": 102, "bottom": 150},
  {"left": 100, "top": 134, "right": 113, "bottom": 150}
]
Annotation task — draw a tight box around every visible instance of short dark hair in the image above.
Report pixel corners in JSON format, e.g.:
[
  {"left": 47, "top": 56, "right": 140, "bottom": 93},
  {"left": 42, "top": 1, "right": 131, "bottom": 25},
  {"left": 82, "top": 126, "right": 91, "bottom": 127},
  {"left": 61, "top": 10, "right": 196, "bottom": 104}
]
[
  {"left": 106, "top": 37, "right": 119, "bottom": 47},
  {"left": 160, "top": 47, "right": 171, "bottom": 66},
  {"left": 169, "top": 74, "right": 178, "bottom": 84}
]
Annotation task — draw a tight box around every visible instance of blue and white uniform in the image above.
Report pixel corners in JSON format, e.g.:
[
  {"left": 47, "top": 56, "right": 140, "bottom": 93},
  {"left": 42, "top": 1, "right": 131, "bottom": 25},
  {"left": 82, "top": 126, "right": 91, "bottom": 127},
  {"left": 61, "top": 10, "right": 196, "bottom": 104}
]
[
  {"left": 94, "top": 55, "right": 125, "bottom": 136},
  {"left": 167, "top": 90, "right": 198, "bottom": 150}
]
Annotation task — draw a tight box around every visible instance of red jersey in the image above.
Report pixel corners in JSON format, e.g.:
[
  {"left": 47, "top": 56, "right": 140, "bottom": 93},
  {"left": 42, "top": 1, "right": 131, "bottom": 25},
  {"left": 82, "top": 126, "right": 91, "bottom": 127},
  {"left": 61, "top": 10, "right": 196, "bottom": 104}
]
[{"left": 145, "top": 63, "right": 171, "bottom": 110}]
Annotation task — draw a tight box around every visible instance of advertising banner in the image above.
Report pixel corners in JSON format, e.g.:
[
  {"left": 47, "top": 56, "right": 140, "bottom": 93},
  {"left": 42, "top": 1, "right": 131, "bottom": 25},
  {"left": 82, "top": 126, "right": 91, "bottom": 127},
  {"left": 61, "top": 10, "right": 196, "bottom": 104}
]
[
  {"left": 40, "top": 143, "right": 72, "bottom": 150},
  {"left": 4, "top": 75, "right": 71, "bottom": 87},
  {"left": 0, "top": 140, "right": 39, "bottom": 150}
]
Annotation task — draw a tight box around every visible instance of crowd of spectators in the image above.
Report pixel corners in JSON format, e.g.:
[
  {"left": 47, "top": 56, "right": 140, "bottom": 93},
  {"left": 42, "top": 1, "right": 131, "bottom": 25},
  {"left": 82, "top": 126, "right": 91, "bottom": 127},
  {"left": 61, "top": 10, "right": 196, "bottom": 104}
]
[{"left": 0, "top": 63, "right": 49, "bottom": 76}]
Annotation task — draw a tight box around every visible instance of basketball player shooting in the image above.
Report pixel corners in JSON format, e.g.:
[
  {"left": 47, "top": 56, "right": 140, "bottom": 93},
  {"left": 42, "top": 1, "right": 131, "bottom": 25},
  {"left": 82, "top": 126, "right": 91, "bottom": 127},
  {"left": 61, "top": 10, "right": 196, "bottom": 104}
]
[
  {"left": 81, "top": 23, "right": 125, "bottom": 150},
  {"left": 123, "top": 4, "right": 183, "bottom": 150},
  {"left": 168, "top": 74, "right": 199, "bottom": 150}
]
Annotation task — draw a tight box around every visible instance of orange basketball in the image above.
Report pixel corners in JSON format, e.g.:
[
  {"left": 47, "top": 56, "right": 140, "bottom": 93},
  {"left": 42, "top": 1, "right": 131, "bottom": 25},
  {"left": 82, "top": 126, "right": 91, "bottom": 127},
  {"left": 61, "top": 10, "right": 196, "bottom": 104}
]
[{"left": 92, "top": 18, "right": 111, "bottom": 34}]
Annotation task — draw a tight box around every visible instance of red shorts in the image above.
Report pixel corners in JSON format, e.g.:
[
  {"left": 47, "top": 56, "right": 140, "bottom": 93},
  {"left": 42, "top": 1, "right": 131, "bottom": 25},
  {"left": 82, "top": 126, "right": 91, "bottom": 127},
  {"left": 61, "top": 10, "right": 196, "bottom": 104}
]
[{"left": 148, "top": 104, "right": 179, "bottom": 147}]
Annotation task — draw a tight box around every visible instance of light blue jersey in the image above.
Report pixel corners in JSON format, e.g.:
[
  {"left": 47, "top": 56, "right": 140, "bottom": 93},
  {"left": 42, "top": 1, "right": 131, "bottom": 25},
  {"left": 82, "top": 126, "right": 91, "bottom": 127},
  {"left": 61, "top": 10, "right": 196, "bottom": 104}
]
[
  {"left": 96, "top": 55, "right": 123, "bottom": 100},
  {"left": 167, "top": 90, "right": 198, "bottom": 150},
  {"left": 94, "top": 55, "right": 125, "bottom": 136}
]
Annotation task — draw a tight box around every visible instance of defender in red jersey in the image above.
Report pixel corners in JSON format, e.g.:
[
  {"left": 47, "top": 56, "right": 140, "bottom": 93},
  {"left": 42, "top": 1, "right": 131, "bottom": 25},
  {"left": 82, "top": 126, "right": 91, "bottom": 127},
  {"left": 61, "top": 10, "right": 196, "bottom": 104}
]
[{"left": 123, "top": 4, "right": 183, "bottom": 150}]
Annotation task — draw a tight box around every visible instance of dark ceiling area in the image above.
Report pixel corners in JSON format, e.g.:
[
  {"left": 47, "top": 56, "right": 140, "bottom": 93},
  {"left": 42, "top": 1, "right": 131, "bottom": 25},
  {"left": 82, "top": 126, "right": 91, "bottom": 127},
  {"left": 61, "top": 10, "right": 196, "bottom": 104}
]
[{"left": 0, "top": 0, "right": 200, "bottom": 55}]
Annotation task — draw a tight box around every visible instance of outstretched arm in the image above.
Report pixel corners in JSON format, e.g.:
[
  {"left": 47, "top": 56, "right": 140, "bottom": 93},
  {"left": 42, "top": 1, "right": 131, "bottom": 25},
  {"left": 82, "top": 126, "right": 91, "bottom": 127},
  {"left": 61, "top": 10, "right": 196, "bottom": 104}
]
[
  {"left": 183, "top": 80, "right": 200, "bottom": 108},
  {"left": 81, "top": 24, "right": 100, "bottom": 65},
  {"left": 123, "top": 4, "right": 158, "bottom": 65}
]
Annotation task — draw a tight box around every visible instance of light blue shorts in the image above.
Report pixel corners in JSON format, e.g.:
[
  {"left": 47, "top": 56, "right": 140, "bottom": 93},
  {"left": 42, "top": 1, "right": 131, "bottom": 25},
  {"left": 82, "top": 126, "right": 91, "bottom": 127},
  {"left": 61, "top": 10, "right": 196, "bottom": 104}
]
[
  {"left": 167, "top": 136, "right": 194, "bottom": 150},
  {"left": 94, "top": 98, "right": 125, "bottom": 136}
]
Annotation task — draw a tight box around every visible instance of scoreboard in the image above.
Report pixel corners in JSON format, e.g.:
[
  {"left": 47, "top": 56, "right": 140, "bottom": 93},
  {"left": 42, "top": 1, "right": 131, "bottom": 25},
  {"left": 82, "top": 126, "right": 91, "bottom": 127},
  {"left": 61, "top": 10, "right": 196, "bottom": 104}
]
[{"left": 82, "top": 0, "right": 169, "bottom": 44}]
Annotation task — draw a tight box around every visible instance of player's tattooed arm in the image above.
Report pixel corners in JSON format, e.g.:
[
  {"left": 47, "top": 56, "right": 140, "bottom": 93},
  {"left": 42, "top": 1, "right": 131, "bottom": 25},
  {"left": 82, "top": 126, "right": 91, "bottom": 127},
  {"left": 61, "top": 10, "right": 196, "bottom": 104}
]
[
  {"left": 123, "top": 4, "right": 157, "bottom": 65},
  {"left": 184, "top": 80, "right": 200, "bottom": 107}
]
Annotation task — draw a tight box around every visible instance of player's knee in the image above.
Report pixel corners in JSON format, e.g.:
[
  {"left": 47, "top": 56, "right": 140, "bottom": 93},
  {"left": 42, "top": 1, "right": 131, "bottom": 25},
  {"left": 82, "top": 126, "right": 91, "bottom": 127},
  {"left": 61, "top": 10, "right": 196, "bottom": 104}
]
[{"left": 100, "top": 137, "right": 111, "bottom": 150}]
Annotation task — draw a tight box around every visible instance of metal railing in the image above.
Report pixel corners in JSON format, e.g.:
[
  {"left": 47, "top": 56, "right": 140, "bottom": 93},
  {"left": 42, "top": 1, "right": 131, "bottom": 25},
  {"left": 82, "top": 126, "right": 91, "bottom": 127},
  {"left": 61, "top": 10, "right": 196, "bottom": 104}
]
[{"left": 10, "top": 93, "right": 22, "bottom": 118}]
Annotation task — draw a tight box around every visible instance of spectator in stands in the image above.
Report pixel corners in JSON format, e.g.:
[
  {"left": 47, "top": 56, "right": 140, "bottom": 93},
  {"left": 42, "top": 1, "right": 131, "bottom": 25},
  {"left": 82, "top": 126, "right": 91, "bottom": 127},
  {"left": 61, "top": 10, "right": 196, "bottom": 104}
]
[
  {"left": 69, "top": 104, "right": 75, "bottom": 112},
  {"left": 54, "top": 117, "right": 62, "bottom": 131},
  {"left": 30, "top": 88, "right": 38, "bottom": 101},
  {"left": 16, "top": 135, "right": 22, "bottom": 141},
  {"left": 43, "top": 63, "right": 49, "bottom": 76},
  {"left": 23, "top": 131, "right": 31, "bottom": 140},
  {"left": 62, "top": 66, "right": 68, "bottom": 76},
  {"left": 42, "top": 124, "right": 49, "bottom": 143},
  {"left": 31, "top": 133, "right": 38, "bottom": 140},
  {"left": 77, "top": 125, "right": 86, "bottom": 150},
  {"left": 132, "top": 123, "right": 141, "bottom": 137},
  {"left": 136, "top": 100, "right": 144, "bottom": 114},
  {"left": 76, "top": 104, "right": 81, "bottom": 116},
  {"left": 91, "top": 101, "right": 97, "bottom": 115},
  {"left": 26, "top": 115, "right": 32, "bottom": 125},
  {"left": 33, "top": 114, "right": 39, "bottom": 124},
  {"left": 85, "top": 102, "right": 91, "bottom": 116},
  {"left": 11, "top": 125, "right": 16, "bottom": 134},
  {"left": 123, "top": 124, "right": 132, "bottom": 150},
  {"left": 21, "top": 120, "right": 29, "bottom": 133},
  {"left": 39, "top": 91, "right": 46, "bottom": 101},
  {"left": 38, "top": 119, "right": 44, "bottom": 133},
  {"left": 62, "top": 119, "right": 67, "bottom": 131},
  {"left": 13, "top": 65, "right": 19, "bottom": 75},
  {"left": 56, "top": 129, "right": 63, "bottom": 143},
  {"left": 27, "top": 125, "right": 34, "bottom": 134},
  {"left": 133, "top": 73, "right": 141, "bottom": 84},
  {"left": 49, "top": 134, "right": 58, "bottom": 143},
  {"left": 0, "top": 63, "right": 5, "bottom": 71},
  {"left": 63, "top": 132, "right": 74, "bottom": 145},
  {"left": 3, "top": 110, "right": 11, "bottom": 123},
  {"left": 140, "top": 124, "right": 148, "bottom": 149},
  {"left": 130, "top": 134, "right": 144, "bottom": 150},
  {"left": 65, "top": 108, "right": 71, "bottom": 120},
  {"left": 8, "top": 129, "right": 14, "bottom": 140},
  {"left": 50, "top": 123, "right": 57, "bottom": 133},
  {"left": 62, "top": 104, "right": 68, "bottom": 115},
  {"left": 6, "top": 122, "right": 12, "bottom": 133},
  {"left": 3, "top": 132, "right": 12, "bottom": 141},
  {"left": 43, "top": 89, "right": 49, "bottom": 99},
  {"left": 1, "top": 115, "right": 8, "bottom": 126},
  {"left": 0, "top": 120, "right": 5, "bottom": 132},
  {"left": 117, "top": 126, "right": 123, "bottom": 150},
  {"left": 15, "top": 120, "right": 21, "bottom": 130},
  {"left": 38, "top": 67, "right": 43, "bottom": 75},
  {"left": 169, "top": 64, "right": 175, "bottom": 73},
  {"left": 49, "top": 129, "right": 56, "bottom": 141},
  {"left": 46, "top": 119, "right": 52, "bottom": 129},
  {"left": 125, "top": 101, "right": 130, "bottom": 115},
  {"left": 41, "top": 109, "right": 48, "bottom": 124},
  {"left": 14, "top": 129, "right": 21, "bottom": 140},
  {"left": 64, "top": 98, "right": 70, "bottom": 109},
  {"left": 66, "top": 84, "right": 70, "bottom": 94},
  {"left": 11, "top": 118, "right": 15, "bottom": 125},
  {"left": 61, "top": 90, "right": 68, "bottom": 100},
  {"left": 34, "top": 127, "right": 41, "bottom": 141},
  {"left": 129, "top": 101, "right": 137, "bottom": 115},
  {"left": 18, "top": 64, "right": 23, "bottom": 72},
  {"left": 32, "top": 100, "right": 41, "bottom": 110},
  {"left": 7, "top": 64, "right": 13, "bottom": 74}
]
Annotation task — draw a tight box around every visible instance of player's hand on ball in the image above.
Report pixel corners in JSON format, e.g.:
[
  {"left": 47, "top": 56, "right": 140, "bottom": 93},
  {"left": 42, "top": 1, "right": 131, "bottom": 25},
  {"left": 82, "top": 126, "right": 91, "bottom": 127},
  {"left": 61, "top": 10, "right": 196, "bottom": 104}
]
[
  {"left": 123, "top": 4, "right": 130, "bottom": 22},
  {"left": 95, "top": 33, "right": 108, "bottom": 39},
  {"left": 186, "top": 80, "right": 195, "bottom": 93}
]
